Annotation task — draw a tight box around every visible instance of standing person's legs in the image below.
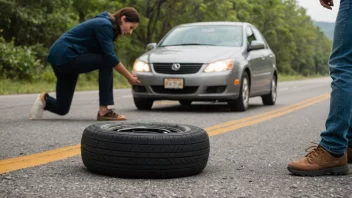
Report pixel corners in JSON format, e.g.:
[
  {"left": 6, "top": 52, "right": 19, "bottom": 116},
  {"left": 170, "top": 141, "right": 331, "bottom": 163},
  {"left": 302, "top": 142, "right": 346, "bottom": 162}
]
[
  {"left": 287, "top": 0, "right": 352, "bottom": 176},
  {"left": 320, "top": 0, "right": 352, "bottom": 156},
  {"left": 347, "top": 122, "right": 352, "bottom": 163}
]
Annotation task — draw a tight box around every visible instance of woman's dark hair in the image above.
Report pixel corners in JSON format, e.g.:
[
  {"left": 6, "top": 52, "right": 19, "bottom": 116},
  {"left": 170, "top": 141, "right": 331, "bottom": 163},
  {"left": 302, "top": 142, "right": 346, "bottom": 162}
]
[{"left": 111, "top": 7, "right": 140, "bottom": 37}]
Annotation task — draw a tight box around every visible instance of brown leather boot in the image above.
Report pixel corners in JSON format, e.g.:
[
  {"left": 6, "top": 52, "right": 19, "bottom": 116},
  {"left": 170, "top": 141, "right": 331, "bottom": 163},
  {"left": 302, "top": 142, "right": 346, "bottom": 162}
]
[
  {"left": 287, "top": 145, "right": 348, "bottom": 176},
  {"left": 348, "top": 147, "right": 352, "bottom": 164}
]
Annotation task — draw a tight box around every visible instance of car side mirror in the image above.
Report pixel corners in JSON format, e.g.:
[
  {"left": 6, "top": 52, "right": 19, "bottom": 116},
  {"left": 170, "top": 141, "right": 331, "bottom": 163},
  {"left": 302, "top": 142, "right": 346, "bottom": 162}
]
[
  {"left": 248, "top": 40, "right": 265, "bottom": 51},
  {"left": 146, "top": 43, "right": 157, "bottom": 51}
]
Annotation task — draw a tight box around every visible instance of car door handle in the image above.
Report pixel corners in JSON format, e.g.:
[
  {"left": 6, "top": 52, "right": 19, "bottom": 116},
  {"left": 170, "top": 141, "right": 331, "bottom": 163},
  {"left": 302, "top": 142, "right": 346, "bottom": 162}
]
[
  {"left": 269, "top": 54, "right": 274, "bottom": 58},
  {"left": 261, "top": 55, "right": 265, "bottom": 60}
]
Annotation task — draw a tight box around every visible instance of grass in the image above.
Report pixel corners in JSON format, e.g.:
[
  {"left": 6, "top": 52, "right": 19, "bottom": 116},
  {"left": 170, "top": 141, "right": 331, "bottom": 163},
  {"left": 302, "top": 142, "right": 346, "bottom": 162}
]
[
  {"left": 0, "top": 73, "right": 131, "bottom": 95},
  {"left": 278, "top": 74, "right": 328, "bottom": 82},
  {"left": 0, "top": 74, "right": 328, "bottom": 95}
]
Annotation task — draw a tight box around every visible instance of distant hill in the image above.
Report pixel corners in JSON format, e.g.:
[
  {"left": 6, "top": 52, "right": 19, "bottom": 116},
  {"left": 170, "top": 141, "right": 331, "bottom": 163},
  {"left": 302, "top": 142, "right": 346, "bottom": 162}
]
[{"left": 313, "top": 21, "right": 335, "bottom": 40}]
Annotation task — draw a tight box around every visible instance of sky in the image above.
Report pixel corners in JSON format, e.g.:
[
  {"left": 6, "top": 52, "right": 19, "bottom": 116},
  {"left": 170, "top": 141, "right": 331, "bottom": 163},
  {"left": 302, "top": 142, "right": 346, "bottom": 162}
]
[{"left": 296, "top": 0, "right": 340, "bottom": 22}]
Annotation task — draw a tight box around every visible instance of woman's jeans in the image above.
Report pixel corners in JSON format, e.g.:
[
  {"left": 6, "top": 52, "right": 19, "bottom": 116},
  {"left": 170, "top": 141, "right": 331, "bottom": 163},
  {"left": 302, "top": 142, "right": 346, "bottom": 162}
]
[
  {"left": 44, "top": 53, "right": 114, "bottom": 115},
  {"left": 320, "top": 0, "right": 352, "bottom": 154}
]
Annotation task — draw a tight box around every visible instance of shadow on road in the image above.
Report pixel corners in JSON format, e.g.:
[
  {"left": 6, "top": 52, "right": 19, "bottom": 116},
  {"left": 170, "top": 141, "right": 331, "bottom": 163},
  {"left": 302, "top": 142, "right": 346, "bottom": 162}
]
[{"left": 129, "top": 102, "right": 269, "bottom": 113}]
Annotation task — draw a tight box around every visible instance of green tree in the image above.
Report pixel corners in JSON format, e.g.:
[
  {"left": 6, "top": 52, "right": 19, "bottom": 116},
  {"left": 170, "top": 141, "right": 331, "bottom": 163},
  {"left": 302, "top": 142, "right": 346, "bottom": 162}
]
[
  {"left": 0, "top": 0, "right": 75, "bottom": 47},
  {"left": 0, "top": 0, "right": 332, "bottom": 81}
]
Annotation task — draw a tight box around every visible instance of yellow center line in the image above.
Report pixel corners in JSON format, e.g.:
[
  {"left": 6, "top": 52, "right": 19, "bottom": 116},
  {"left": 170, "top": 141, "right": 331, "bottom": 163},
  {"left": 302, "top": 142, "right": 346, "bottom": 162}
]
[
  {"left": 0, "top": 145, "right": 81, "bottom": 174},
  {"left": 0, "top": 93, "right": 330, "bottom": 174},
  {"left": 205, "top": 93, "right": 330, "bottom": 135},
  {"left": 206, "top": 93, "right": 330, "bottom": 136}
]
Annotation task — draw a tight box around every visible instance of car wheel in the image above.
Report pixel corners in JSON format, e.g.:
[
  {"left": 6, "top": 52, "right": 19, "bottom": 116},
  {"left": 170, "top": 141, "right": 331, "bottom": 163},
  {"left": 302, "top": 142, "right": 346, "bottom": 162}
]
[
  {"left": 133, "top": 98, "right": 154, "bottom": 110},
  {"left": 179, "top": 100, "right": 192, "bottom": 106},
  {"left": 228, "top": 72, "right": 250, "bottom": 112},
  {"left": 262, "top": 75, "right": 277, "bottom": 105},
  {"left": 81, "top": 122, "right": 210, "bottom": 179}
]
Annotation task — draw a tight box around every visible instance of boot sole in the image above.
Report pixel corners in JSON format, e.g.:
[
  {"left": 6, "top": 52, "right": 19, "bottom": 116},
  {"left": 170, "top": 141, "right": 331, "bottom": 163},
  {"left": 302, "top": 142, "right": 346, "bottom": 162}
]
[{"left": 287, "top": 165, "right": 349, "bottom": 176}]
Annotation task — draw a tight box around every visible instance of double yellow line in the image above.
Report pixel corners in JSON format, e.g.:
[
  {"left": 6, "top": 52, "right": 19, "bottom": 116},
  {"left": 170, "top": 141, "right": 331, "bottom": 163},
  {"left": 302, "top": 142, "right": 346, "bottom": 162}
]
[{"left": 0, "top": 93, "right": 330, "bottom": 174}]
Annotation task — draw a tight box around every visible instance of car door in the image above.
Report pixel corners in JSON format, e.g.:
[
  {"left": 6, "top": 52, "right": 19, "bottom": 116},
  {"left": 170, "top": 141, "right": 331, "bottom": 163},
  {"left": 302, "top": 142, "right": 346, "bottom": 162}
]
[
  {"left": 246, "top": 26, "right": 264, "bottom": 94},
  {"left": 250, "top": 26, "right": 273, "bottom": 92}
]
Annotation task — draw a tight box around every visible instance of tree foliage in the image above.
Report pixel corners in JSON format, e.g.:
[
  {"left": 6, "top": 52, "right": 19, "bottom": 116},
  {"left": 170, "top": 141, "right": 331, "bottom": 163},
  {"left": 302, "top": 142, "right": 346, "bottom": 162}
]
[{"left": 0, "top": 0, "right": 331, "bottom": 80}]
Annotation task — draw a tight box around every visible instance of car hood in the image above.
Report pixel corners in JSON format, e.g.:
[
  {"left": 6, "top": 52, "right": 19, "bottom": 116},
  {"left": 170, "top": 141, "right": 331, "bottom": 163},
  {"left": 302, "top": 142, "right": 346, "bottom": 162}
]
[{"left": 140, "top": 46, "right": 242, "bottom": 64}]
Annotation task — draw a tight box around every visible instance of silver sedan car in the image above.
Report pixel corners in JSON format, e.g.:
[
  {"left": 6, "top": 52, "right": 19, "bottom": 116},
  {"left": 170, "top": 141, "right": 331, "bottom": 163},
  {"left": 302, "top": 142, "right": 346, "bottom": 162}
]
[{"left": 132, "top": 22, "right": 277, "bottom": 111}]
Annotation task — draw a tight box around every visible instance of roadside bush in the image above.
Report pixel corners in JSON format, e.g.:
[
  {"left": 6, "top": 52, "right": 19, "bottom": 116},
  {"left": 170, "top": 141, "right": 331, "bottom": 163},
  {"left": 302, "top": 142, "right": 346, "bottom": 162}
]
[
  {"left": 0, "top": 37, "right": 43, "bottom": 80},
  {"left": 30, "top": 43, "right": 50, "bottom": 67},
  {"left": 40, "top": 67, "right": 56, "bottom": 83}
]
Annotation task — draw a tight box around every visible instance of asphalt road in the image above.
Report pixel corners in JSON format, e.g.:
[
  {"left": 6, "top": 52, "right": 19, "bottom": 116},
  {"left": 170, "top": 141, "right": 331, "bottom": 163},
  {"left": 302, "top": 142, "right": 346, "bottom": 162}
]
[{"left": 1, "top": 77, "right": 352, "bottom": 198}]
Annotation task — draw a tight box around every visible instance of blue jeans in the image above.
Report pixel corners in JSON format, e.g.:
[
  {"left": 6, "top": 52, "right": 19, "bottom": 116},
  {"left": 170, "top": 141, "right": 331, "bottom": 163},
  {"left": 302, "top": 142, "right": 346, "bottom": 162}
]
[
  {"left": 44, "top": 53, "right": 115, "bottom": 115},
  {"left": 320, "top": 0, "right": 352, "bottom": 154}
]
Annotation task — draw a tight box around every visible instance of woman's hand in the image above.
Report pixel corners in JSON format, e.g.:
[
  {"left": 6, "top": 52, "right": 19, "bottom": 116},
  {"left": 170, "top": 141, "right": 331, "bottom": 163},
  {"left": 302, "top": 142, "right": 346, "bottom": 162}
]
[
  {"left": 114, "top": 62, "right": 141, "bottom": 85},
  {"left": 320, "top": 0, "right": 334, "bottom": 10},
  {"left": 128, "top": 74, "right": 141, "bottom": 85}
]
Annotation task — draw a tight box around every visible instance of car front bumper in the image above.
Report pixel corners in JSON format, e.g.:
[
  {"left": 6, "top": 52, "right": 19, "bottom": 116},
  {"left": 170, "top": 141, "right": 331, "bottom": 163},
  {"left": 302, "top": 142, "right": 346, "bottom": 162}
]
[{"left": 132, "top": 71, "right": 241, "bottom": 101}]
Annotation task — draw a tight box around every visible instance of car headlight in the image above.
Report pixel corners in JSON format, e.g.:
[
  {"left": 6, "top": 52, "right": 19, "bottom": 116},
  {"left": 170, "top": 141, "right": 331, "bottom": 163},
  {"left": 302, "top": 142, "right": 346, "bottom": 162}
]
[
  {"left": 133, "top": 60, "right": 151, "bottom": 72},
  {"left": 204, "top": 59, "right": 234, "bottom": 73}
]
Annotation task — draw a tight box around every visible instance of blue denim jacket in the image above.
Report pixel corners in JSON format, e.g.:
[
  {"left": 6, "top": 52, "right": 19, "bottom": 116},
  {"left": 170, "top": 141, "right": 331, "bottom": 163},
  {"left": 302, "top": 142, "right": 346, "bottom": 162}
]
[{"left": 47, "top": 12, "right": 120, "bottom": 67}]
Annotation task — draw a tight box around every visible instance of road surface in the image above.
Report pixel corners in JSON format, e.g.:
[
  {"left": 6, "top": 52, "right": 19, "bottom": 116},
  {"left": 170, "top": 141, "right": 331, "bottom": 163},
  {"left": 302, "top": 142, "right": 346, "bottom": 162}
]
[{"left": 1, "top": 77, "right": 351, "bottom": 198}]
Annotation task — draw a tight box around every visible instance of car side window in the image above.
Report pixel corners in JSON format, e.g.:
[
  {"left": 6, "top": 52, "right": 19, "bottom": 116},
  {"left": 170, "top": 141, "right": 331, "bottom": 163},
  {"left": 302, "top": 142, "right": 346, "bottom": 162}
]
[
  {"left": 250, "top": 26, "right": 268, "bottom": 49},
  {"left": 246, "top": 27, "right": 255, "bottom": 45}
]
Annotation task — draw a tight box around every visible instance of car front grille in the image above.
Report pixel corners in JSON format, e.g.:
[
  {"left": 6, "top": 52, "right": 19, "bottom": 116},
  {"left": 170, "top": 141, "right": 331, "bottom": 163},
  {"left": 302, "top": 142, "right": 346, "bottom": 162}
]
[
  {"left": 153, "top": 63, "right": 203, "bottom": 74},
  {"left": 151, "top": 86, "right": 198, "bottom": 94}
]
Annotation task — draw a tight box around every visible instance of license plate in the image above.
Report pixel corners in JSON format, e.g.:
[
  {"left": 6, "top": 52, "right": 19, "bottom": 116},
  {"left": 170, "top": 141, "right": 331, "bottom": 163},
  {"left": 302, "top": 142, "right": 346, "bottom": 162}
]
[{"left": 164, "top": 78, "right": 184, "bottom": 89}]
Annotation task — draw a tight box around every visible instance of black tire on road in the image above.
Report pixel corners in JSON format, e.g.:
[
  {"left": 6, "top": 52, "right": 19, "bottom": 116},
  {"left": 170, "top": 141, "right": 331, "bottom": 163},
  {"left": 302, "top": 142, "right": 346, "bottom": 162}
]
[
  {"left": 81, "top": 122, "right": 210, "bottom": 179},
  {"left": 262, "top": 75, "right": 277, "bottom": 105},
  {"left": 228, "top": 72, "right": 250, "bottom": 112},
  {"left": 133, "top": 98, "right": 154, "bottom": 110}
]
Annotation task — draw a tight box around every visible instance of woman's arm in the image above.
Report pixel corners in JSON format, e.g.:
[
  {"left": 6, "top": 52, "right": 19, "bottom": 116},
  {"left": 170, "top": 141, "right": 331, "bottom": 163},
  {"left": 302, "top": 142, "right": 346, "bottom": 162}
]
[
  {"left": 114, "top": 62, "right": 141, "bottom": 85},
  {"left": 95, "top": 24, "right": 120, "bottom": 68}
]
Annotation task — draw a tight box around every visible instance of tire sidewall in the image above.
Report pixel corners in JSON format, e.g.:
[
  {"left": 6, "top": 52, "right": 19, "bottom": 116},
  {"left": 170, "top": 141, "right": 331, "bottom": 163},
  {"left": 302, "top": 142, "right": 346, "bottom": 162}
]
[{"left": 82, "top": 122, "right": 209, "bottom": 143}]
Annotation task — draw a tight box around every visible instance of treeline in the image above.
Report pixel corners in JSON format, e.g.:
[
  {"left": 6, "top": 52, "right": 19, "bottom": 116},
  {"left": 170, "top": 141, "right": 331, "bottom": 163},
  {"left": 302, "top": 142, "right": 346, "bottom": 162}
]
[{"left": 0, "top": 0, "right": 331, "bottom": 81}]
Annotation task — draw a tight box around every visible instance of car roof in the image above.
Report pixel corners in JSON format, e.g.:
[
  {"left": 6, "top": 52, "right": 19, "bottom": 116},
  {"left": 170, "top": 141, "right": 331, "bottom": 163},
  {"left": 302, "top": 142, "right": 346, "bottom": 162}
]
[{"left": 176, "top": 22, "right": 247, "bottom": 27}]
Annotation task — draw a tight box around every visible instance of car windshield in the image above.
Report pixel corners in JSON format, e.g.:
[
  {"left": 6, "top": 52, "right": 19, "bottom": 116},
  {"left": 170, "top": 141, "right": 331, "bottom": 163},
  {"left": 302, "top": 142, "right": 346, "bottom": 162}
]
[{"left": 160, "top": 25, "right": 243, "bottom": 47}]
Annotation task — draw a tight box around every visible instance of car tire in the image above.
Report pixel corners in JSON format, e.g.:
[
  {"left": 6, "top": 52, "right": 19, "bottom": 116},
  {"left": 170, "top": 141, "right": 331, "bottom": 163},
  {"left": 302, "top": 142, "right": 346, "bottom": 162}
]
[
  {"left": 179, "top": 100, "right": 192, "bottom": 106},
  {"left": 134, "top": 98, "right": 154, "bottom": 110},
  {"left": 262, "top": 75, "right": 277, "bottom": 105},
  {"left": 81, "top": 122, "right": 210, "bottom": 179},
  {"left": 228, "top": 72, "right": 250, "bottom": 112}
]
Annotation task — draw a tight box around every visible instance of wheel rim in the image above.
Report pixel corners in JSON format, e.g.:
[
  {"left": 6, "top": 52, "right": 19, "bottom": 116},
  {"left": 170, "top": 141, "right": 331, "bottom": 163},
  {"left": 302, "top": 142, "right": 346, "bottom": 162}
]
[
  {"left": 242, "top": 78, "right": 249, "bottom": 107},
  {"left": 105, "top": 124, "right": 186, "bottom": 134},
  {"left": 272, "top": 78, "right": 277, "bottom": 102}
]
